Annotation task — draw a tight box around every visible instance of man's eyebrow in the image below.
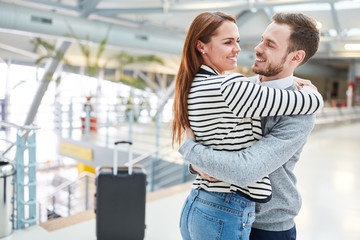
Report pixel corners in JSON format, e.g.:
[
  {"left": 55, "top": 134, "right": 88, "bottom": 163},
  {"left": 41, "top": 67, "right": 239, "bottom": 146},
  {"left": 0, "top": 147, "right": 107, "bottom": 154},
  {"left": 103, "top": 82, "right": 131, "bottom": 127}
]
[{"left": 265, "top": 37, "right": 278, "bottom": 46}]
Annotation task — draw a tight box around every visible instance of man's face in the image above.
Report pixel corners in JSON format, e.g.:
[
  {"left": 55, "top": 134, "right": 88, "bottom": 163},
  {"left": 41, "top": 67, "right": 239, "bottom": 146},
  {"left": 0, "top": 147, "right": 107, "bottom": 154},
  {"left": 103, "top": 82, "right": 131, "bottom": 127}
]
[{"left": 251, "top": 22, "right": 294, "bottom": 79}]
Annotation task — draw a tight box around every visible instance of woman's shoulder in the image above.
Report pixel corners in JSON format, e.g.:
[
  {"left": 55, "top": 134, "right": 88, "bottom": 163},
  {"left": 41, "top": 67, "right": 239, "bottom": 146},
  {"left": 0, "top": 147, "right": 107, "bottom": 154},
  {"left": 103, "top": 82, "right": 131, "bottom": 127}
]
[{"left": 220, "top": 72, "right": 249, "bottom": 87}]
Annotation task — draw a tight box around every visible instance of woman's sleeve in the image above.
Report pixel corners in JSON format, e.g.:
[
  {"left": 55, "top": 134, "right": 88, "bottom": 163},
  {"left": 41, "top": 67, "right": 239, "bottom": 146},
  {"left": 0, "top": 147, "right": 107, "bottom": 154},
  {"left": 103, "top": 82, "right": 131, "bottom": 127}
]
[{"left": 220, "top": 73, "right": 324, "bottom": 118}]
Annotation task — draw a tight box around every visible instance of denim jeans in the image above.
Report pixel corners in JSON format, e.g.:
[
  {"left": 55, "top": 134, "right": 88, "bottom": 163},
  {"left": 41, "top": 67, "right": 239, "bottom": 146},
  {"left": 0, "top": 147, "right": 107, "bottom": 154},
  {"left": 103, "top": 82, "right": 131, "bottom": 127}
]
[
  {"left": 180, "top": 189, "right": 256, "bottom": 240},
  {"left": 250, "top": 226, "right": 296, "bottom": 240}
]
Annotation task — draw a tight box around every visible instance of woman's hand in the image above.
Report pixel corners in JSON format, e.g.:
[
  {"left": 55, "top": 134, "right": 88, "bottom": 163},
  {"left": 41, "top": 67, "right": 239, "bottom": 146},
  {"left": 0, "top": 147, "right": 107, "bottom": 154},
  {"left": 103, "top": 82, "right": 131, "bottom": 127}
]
[
  {"left": 191, "top": 165, "right": 219, "bottom": 182},
  {"left": 183, "top": 128, "right": 219, "bottom": 181},
  {"left": 293, "top": 76, "right": 317, "bottom": 90},
  {"left": 184, "top": 126, "right": 196, "bottom": 141}
]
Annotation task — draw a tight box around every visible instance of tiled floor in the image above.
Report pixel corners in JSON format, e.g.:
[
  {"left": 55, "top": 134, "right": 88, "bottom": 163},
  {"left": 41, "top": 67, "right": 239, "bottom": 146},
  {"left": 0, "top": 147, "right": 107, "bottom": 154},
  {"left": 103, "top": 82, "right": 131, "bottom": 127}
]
[
  {"left": 2, "top": 122, "right": 360, "bottom": 240},
  {"left": 294, "top": 122, "right": 360, "bottom": 240}
]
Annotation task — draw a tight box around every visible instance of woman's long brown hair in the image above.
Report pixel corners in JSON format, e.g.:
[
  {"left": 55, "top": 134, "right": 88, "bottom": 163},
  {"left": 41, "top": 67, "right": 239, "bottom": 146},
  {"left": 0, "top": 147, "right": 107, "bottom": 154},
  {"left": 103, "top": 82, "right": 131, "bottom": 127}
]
[{"left": 171, "top": 12, "right": 236, "bottom": 146}]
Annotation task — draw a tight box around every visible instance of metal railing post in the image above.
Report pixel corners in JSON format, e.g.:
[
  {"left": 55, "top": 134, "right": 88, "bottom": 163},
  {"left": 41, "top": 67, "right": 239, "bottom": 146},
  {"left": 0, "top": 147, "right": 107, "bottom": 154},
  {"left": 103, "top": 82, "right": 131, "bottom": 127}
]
[
  {"left": 56, "top": 102, "right": 62, "bottom": 136},
  {"left": 150, "top": 112, "right": 161, "bottom": 192},
  {"left": 38, "top": 202, "right": 42, "bottom": 223},
  {"left": 11, "top": 176, "right": 16, "bottom": 229},
  {"left": 128, "top": 109, "right": 134, "bottom": 143},
  {"left": 68, "top": 101, "right": 73, "bottom": 138},
  {"left": 85, "top": 175, "right": 89, "bottom": 210},
  {"left": 27, "top": 133, "right": 37, "bottom": 223},
  {"left": 52, "top": 195, "right": 56, "bottom": 214},
  {"left": 106, "top": 108, "right": 110, "bottom": 147},
  {"left": 85, "top": 105, "right": 91, "bottom": 141},
  {"left": 67, "top": 185, "right": 71, "bottom": 216},
  {"left": 15, "top": 131, "right": 37, "bottom": 228}
]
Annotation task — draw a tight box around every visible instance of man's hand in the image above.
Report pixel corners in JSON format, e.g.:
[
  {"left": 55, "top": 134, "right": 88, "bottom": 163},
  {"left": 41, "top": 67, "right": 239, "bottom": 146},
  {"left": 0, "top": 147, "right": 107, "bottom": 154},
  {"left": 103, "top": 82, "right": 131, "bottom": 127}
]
[
  {"left": 293, "top": 76, "right": 317, "bottom": 90},
  {"left": 191, "top": 164, "right": 219, "bottom": 182}
]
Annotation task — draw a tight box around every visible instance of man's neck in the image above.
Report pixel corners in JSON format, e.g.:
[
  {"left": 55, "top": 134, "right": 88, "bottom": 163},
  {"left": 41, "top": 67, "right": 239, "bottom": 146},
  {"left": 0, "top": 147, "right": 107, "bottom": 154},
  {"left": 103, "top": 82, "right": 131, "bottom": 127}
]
[
  {"left": 258, "top": 74, "right": 294, "bottom": 90},
  {"left": 260, "top": 73, "right": 293, "bottom": 82}
]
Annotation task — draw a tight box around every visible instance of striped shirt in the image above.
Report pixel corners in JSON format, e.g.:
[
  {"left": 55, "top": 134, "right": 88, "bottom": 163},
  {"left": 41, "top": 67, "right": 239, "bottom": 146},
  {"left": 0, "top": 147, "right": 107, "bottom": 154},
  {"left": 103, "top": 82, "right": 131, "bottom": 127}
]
[{"left": 188, "top": 65, "right": 322, "bottom": 203}]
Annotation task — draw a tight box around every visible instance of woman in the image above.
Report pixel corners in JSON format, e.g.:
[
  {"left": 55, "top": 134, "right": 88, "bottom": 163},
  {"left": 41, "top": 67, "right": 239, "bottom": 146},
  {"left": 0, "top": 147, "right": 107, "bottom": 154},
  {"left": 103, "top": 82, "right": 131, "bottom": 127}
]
[{"left": 172, "top": 12, "right": 322, "bottom": 240}]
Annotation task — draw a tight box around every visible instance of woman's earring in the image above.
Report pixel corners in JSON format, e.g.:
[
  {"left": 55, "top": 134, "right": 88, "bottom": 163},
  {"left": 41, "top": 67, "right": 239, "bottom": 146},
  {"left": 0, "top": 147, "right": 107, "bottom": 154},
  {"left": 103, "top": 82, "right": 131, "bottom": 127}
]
[{"left": 202, "top": 51, "right": 205, "bottom": 54}]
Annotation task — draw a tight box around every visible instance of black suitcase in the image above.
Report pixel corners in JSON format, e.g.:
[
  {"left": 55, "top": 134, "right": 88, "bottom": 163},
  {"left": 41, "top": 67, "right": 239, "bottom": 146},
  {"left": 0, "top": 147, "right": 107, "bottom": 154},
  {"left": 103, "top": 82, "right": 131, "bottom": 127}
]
[{"left": 95, "top": 141, "right": 147, "bottom": 240}]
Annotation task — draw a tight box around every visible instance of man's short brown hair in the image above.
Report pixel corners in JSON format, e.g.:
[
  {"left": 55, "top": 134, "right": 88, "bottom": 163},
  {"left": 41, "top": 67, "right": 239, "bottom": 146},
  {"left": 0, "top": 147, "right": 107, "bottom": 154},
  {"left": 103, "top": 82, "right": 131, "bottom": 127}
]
[{"left": 273, "top": 12, "right": 320, "bottom": 65}]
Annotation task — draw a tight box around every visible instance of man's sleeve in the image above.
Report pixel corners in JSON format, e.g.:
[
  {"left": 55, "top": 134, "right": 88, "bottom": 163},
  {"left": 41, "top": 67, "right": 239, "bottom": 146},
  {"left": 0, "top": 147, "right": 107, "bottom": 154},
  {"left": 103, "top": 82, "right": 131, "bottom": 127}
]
[{"left": 179, "top": 114, "right": 315, "bottom": 187}]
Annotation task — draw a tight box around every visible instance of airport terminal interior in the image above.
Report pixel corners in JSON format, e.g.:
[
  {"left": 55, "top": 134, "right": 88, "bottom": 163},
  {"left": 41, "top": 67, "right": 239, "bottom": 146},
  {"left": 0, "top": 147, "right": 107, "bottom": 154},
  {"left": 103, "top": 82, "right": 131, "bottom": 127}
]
[{"left": 0, "top": 0, "right": 360, "bottom": 239}]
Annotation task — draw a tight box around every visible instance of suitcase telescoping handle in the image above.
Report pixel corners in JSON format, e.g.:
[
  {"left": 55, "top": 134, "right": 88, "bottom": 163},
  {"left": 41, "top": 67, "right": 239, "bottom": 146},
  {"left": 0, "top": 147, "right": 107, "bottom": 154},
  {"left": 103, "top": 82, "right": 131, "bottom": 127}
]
[{"left": 113, "top": 141, "right": 133, "bottom": 175}]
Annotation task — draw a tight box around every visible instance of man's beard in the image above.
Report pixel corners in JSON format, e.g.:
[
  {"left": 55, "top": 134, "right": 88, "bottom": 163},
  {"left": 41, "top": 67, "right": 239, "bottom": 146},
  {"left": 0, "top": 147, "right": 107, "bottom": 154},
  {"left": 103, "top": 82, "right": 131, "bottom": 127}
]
[{"left": 252, "top": 54, "right": 287, "bottom": 77}]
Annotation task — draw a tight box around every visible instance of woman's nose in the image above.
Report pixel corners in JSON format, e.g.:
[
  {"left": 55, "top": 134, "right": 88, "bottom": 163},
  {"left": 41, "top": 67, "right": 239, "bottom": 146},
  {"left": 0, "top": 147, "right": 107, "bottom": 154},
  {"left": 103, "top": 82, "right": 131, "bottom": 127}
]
[{"left": 235, "top": 44, "right": 241, "bottom": 53}]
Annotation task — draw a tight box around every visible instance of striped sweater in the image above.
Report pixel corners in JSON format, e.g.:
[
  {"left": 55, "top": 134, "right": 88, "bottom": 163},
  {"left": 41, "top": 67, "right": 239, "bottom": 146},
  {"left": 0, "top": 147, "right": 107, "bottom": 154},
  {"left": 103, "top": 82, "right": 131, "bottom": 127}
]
[{"left": 187, "top": 65, "right": 322, "bottom": 203}]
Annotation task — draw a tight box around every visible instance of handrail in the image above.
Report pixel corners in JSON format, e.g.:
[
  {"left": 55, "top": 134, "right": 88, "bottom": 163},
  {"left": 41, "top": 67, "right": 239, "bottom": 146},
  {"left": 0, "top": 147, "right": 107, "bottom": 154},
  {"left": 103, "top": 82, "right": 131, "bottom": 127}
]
[
  {"left": 46, "top": 144, "right": 172, "bottom": 199},
  {"left": 124, "top": 143, "right": 171, "bottom": 167},
  {"left": 0, "top": 137, "right": 16, "bottom": 163},
  {"left": 0, "top": 121, "right": 40, "bottom": 131},
  {"left": 0, "top": 154, "right": 13, "bottom": 163},
  {"left": 37, "top": 171, "right": 97, "bottom": 222},
  {"left": 37, "top": 141, "right": 185, "bottom": 222},
  {"left": 46, "top": 171, "right": 96, "bottom": 199},
  {"left": 0, "top": 138, "right": 14, "bottom": 144},
  {"left": 41, "top": 143, "right": 171, "bottom": 204},
  {"left": 0, "top": 121, "right": 40, "bottom": 156}
]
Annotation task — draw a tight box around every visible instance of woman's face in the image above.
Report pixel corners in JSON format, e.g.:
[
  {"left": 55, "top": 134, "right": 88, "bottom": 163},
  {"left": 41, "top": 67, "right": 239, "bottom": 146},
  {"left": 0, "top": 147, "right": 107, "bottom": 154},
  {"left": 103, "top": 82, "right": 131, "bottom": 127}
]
[{"left": 200, "top": 21, "right": 241, "bottom": 74}]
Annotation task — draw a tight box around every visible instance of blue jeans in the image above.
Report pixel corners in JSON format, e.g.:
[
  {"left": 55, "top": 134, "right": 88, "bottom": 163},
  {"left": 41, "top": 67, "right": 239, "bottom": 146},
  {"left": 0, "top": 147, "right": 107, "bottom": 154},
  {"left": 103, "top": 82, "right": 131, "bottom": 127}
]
[{"left": 180, "top": 189, "right": 256, "bottom": 240}]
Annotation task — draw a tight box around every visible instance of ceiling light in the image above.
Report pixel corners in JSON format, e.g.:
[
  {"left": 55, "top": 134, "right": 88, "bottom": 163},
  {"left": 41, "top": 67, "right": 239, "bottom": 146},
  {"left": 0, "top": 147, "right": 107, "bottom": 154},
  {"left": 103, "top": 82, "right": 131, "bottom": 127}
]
[
  {"left": 316, "top": 21, "right": 322, "bottom": 29},
  {"left": 328, "top": 29, "right": 338, "bottom": 37},
  {"left": 344, "top": 44, "right": 360, "bottom": 51}
]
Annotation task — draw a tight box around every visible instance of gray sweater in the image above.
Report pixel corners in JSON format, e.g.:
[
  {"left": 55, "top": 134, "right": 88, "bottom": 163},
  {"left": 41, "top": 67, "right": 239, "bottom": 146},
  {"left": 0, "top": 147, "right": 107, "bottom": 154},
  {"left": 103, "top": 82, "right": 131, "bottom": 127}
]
[{"left": 179, "top": 76, "right": 316, "bottom": 231}]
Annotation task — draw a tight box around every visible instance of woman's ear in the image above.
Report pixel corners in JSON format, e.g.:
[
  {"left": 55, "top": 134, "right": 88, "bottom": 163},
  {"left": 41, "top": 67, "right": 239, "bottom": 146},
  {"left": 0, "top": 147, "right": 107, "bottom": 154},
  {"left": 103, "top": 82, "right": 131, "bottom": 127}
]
[{"left": 196, "top": 40, "right": 205, "bottom": 54}]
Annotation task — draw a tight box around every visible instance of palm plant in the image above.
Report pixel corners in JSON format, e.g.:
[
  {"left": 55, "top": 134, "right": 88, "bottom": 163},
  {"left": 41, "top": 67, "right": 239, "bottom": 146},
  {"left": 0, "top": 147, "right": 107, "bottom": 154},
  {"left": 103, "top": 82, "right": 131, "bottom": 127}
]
[
  {"left": 66, "top": 26, "right": 111, "bottom": 101},
  {"left": 111, "top": 51, "right": 164, "bottom": 91},
  {"left": 67, "top": 31, "right": 109, "bottom": 78},
  {"left": 31, "top": 38, "right": 72, "bottom": 81},
  {"left": 32, "top": 32, "right": 171, "bottom": 122},
  {"left": 31, "top": 38, "right": 75, "bottom": 106}
]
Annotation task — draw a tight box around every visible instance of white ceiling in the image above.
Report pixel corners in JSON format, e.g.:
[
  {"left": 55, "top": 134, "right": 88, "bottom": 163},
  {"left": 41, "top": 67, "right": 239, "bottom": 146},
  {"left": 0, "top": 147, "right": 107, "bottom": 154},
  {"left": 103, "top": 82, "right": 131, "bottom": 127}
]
[{"left": 0, "top": 0, "right": 359, "bottom": 77}]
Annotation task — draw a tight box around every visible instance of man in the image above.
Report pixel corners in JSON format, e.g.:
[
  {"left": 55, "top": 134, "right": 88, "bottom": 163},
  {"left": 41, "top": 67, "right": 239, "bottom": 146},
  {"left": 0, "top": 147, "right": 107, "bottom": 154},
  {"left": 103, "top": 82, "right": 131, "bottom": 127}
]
[{"left": 179, "top": 12, "right": 321, "bottom": 240}]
